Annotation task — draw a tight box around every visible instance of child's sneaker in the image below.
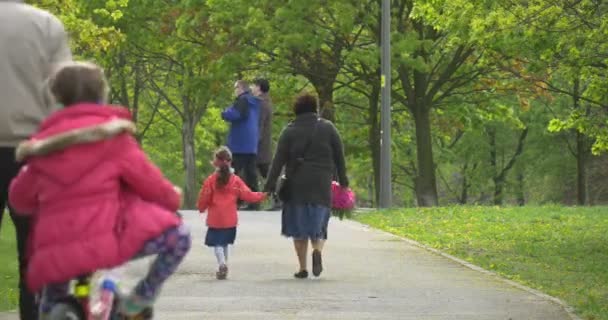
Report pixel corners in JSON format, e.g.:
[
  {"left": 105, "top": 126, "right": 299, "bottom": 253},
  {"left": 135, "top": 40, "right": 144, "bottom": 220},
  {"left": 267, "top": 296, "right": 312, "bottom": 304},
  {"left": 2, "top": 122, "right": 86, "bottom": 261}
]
[
  {"left": 118, "top": 292, "right": 154, "bottom": 319},
  {"left": 118, "top": 307, "right": 153, "bottom": 320},
  {"left": 216, "top": 265, "right": 228, "bottom": 280}
]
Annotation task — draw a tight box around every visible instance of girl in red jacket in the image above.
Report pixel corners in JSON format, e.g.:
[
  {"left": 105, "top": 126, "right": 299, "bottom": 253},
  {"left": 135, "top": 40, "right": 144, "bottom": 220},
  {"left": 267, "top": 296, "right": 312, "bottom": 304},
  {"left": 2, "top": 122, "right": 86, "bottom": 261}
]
[
  {"left": 8, "top": 62, "right": 191, "bottom": 317},
  {"left": 197, "top": 146, "right": 266, "bottom": 279}
]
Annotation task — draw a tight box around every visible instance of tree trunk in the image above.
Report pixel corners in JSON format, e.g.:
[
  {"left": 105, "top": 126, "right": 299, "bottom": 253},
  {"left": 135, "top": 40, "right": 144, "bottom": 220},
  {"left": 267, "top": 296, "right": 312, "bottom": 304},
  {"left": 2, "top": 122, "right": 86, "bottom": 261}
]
[
  {"left": 181, "top": 118, "right": 198, "bottom": 209},
  {"left": 493, "top": 179, "right": 504, "bottom": 206},
  {"left": 412, "top": 105, "right": 439, "bottom": 206},
  {"left": 115, "top": 53, "right": 145, "bottom": 143},
  {"left": 117, "top": 52, "right": 130, "bottom": 108},
  {"left": 316, "top": 83, "right": 335, "bottom": 122},
  {"left": 367, "top": 175, "right": 374, "bottom": 207},
  {"left": 488, "top": 125, "right": 528, "bottom": 206},
  {"left": 131, "top": 63, "right": 143, "bottom": 143},
  {"left": 576, "top": 131, "right": 588, "bottom": 205},
  {"left": 131, "top": 63, "right": 141, "bottom": 125},
  {"left": 459, "top": 162, "right": 469, "bottom": 204},
  {"left": 516, "top": 170, "right": 525, "bottom": 206},
  {"left": 572, "top": 77, "right": 588, "bottom": 205},
  {"left": 487, "top": 127, "right": 502, "bottom": 205}
]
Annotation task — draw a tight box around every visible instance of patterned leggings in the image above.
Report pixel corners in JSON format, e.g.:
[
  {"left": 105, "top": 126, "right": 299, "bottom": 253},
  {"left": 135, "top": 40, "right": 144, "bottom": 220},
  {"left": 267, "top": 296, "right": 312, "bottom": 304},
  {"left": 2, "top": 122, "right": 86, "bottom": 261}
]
[{"left": 39, "top": 223, "right": 191, "bottom": 315}]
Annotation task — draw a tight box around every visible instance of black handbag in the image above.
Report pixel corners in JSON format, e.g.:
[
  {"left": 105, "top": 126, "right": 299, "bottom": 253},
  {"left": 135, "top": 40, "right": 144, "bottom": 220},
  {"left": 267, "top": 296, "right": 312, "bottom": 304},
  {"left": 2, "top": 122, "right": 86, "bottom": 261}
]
[{"left": 277, "top": 119, "right": 319, "bottom": 202}]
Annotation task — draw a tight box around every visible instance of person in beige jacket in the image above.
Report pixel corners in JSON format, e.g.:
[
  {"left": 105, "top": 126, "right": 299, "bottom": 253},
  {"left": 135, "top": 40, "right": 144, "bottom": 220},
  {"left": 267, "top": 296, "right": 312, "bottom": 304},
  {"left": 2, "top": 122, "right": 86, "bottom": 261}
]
[{"left": 0, "top": 1, "right": 72, "bottom": 318}]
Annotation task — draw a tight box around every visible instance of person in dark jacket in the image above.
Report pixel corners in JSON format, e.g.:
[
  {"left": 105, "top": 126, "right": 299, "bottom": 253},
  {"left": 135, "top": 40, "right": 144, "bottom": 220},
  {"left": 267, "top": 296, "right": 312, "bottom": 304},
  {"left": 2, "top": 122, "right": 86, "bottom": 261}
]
[
  {"left": 264, "top": 93, "right": 349, "bottom": 279},
  {"left": 222, "top": 80, "right": 261, "bottom": 210},
  {"left": 251, "top": 78, "right": 273, "bottom": 178},
  {"left": 251, "top": 78, "right": 281, "bottom": 210}
]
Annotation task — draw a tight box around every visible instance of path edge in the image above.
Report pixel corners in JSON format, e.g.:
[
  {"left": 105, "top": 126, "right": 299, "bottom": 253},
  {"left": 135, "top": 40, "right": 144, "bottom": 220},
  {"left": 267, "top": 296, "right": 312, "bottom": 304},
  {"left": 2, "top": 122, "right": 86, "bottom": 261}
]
[{"left": 342, "top": 216, "right": 582, "bottom": 320}]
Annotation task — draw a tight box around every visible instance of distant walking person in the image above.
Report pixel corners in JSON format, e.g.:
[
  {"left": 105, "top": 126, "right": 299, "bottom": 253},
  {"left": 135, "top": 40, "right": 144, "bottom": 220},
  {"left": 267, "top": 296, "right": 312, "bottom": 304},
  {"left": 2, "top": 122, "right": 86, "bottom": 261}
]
[
  {"left": 222, "top": 80, "right": 261, "bottom": 210},
  {"left": 197, "top": 147, "right": 267, "bottom": 279},
  {"left": 264, "top": 93, "right": 349, "bottom": 279},
  {"left": 251, "top": 79, "right": 273, "bottom": 180},
  {"left": 0, "top": 1, "right": 72, "bottom": 318},
  {"left": 251, "top": 78, "right": 280, "bottom": 210}
]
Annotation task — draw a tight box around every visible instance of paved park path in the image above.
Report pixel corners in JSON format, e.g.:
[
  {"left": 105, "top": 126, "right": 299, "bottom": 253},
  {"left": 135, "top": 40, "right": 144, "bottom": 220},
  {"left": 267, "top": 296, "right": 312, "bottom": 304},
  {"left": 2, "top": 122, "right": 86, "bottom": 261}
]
[{"left": 1, "top": 210, "right": 575, "bottom": 319}]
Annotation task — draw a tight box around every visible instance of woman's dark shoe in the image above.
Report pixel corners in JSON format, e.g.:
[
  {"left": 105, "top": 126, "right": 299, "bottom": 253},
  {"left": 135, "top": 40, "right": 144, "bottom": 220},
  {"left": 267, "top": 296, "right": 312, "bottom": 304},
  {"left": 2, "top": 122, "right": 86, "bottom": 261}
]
[
  {"left": 312, "top": 249, "right": 323, "bottom": 277},
  {"left": 293, "top": 270, "right": 309, "bottom": 279}
]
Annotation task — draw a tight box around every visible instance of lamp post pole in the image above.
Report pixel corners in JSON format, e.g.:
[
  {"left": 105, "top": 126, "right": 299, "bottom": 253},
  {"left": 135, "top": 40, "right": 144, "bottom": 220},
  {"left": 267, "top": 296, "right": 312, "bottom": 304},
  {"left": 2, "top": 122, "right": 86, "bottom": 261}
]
[{"left": 379, "top": 0, "right": 392, "bottom": 208}]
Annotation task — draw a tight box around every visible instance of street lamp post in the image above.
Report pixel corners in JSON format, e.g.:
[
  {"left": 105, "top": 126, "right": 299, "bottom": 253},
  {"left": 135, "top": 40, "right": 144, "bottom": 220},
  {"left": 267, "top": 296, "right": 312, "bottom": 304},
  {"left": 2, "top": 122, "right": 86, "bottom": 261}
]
[{"left": 379, "top": 0, "right": 392, "bottom": 208}]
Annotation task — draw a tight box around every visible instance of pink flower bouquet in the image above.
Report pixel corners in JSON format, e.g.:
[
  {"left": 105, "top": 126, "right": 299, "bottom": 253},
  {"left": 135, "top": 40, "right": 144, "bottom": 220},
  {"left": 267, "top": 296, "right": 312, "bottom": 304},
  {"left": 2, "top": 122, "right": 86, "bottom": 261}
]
[{"left": 331, "top": 181, "right": 356, "bottom": 220}]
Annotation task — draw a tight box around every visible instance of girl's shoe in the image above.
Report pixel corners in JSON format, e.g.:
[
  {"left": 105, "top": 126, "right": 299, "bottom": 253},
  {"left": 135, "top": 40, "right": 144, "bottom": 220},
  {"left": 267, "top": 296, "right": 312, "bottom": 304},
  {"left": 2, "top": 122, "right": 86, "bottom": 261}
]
[
  {"left": 216, "top": 265, "right": 228, "bottom": 280},
  {"left": 293, "top": 270, "right": 308, "bottom": 279}
]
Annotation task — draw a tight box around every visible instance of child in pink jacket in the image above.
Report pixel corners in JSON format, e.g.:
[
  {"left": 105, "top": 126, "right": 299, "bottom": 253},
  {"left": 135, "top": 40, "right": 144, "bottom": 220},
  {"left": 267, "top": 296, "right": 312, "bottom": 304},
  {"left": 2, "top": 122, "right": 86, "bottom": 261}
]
[
  {"left": 197, "top": 146, "right": 266, "bottom": 279},
  {"left": 9, "top": 61, "right": 191, "bottom": 317}
]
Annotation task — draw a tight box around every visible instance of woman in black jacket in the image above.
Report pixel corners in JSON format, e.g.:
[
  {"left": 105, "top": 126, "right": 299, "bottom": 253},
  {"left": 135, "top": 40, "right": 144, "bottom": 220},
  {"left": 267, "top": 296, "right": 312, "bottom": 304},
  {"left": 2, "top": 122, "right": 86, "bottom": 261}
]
[{"left": 264, "top": 93, "right": 349, "bottom": 278}]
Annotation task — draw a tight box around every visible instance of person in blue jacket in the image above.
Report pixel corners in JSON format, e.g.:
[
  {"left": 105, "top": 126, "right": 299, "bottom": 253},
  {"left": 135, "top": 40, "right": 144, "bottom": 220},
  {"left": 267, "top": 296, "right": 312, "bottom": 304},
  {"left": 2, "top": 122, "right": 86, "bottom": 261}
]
[{"left": 221, "top": 80, "right": 261, "bottom": 210}]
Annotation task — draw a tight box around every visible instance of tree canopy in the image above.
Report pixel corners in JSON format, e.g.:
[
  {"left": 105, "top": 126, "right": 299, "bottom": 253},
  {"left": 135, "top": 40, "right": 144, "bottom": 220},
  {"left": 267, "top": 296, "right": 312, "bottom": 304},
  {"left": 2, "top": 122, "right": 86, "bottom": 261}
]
[{"left": 33, "top": 0, "right": 608, "bottom": 208}]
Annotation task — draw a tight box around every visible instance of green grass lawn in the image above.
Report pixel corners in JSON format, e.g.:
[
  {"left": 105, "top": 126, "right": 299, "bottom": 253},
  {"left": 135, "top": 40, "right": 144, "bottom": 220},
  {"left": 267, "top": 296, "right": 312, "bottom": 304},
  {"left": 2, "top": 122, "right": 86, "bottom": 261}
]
[
  {"left": 354, "top": 205, "right": 608, "bottom": 320},
  {"left": 0, "top": 218, "right": 19, "bottom": 311}
]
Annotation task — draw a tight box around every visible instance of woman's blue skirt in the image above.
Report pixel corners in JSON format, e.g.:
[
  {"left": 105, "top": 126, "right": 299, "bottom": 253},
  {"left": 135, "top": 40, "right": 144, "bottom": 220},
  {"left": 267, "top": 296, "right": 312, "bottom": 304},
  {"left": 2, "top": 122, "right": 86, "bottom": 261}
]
[{"left": 281, "top": 203, "right": 330, "bottom": 240}]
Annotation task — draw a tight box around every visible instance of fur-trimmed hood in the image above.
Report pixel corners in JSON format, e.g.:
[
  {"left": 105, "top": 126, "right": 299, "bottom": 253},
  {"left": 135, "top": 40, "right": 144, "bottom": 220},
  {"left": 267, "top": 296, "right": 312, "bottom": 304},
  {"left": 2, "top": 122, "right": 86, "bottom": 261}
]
[
  {"left": 8, "top": 105, "right": 182, "bottom": 294},
  {"left": 16, "top": 104, "right": 136, "bottom": 185},
  {"left": 16, "top": 119, "right": 135, "bottom": 162}
]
